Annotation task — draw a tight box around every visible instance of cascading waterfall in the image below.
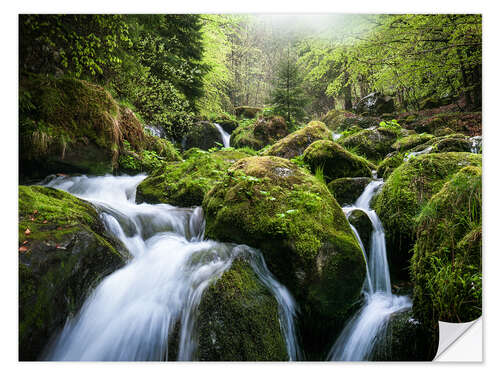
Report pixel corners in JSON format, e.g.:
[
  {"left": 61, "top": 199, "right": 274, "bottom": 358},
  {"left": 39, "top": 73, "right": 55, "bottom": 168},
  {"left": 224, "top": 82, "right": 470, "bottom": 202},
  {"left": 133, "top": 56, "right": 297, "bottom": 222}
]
[
  {"left": 214, "top": 123, "right": 231, "bottom": 148},
  {"left": 42, "top": 174, "right": 301, "bottom": 361},
  {"left": 328, "top": 179, "right": 411, "bottom": 361}
]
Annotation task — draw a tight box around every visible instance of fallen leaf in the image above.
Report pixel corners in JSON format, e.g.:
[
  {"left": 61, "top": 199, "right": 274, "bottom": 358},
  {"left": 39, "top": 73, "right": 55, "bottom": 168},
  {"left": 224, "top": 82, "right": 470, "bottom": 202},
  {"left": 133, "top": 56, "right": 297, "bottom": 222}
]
[
  {"left": 33, "top": 209, "right": 38, "bottom": 215},
  {"left": 22, "top": 240, "right": 28, "bottom": 245},
  {"left": 19, "top": 246, "right": 28, "bottom": 252},
  {"left": 25, "top": 228, "right": 31, "bottom": 235},
  {"left": 43, "top": 220, "right": 48, "bottom": 224},
  {"left": 30, "top": 217, "right": 36, "bottom": 221},
  {"left": 57, "top": 227, "right": 62, "bottom": 231}
]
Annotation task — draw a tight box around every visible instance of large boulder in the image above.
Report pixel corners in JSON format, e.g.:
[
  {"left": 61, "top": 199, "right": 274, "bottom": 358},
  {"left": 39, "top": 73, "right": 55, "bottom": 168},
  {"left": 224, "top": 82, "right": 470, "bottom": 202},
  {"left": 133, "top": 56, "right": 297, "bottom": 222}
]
[
  {"left": 354, "top": 93, "right": 395, "bottom": 115},
  {"left": 412, "top": 166, "right": 482, "bottom": 326},
  {"left": 370, "top": 309, "right": 438, "bottom": 361},
  {"left": 19, "top": 186, "right": 126, "bottom": 360},
  {"left": 235, "top": 106, "right": 262, "bottom": 119},
  {"left": 136, "top": 149, "right": 251, "bottom": 207},
  {"left": 263, "top": 121, "right": 331, "bottom": 159},
  {"left": 377, "top": 152, "right": 405, "bottom": 180},
  {"left": 197, "top": 257, "right": 288, "bottom": 361},
  {"left": 347, "top": 209, "right": 372, "bottom": 254},
  {"left": 303, "top": 140, "right": 374, "bottom": 183},
  {"left": 327, "top": 177, "right": 372, "bottom": 206},
  {"left": 410, "top": 112, "right": 482, "bottom": 136},
  {"left": 320, "top": 110, "right": 380, "bottom": 132},
  {"left": 19, "top": 75, "right": 181, "bottom": 182},
  {"left": 374, "top": 152, "right": 482, "bottom": 280},
  {"left": 202, "top": 156, "right": 366, "bottom": 358},
  {"left": 182, "top": 121, "right": 223, "bottom": 151},
  {"left": 338, "top": 128, "right": 399, "bottom": 160},
  {"left": 391, "top": 133, "right": 434, "bottom": 152},
  {"left": 231, "top": 116, "right": 288, "bottom": 150}
]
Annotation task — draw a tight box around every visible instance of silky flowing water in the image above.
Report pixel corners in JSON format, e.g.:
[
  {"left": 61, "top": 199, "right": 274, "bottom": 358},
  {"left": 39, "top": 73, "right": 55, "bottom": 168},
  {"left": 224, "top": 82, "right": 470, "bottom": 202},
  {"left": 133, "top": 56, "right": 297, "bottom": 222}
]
[
  {"left": 328, "top": 180, "right": 411, "bottom": 361},
  {"left": 214, "top": 123, "right": 231, "bottom": 148},
  {"left": 42, "top": 174, "right": 301, "bottom": 361}
]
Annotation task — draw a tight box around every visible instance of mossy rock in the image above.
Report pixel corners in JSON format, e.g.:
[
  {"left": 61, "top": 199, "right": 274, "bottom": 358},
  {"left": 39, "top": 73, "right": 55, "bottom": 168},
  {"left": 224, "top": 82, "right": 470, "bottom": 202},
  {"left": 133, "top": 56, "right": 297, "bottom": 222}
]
[
  {"left": 136, "top": 149, "right": 251, "bottom": 207},
  {"left": 19, "top": 74, "right": 179, "bottom": 181},
  {"left": 182, "top": 121, "right": 223, "bottom": 151},
  {"left": 320, "top": 109, "right": 380, "bottom": 132},
  {"left": 117, "top": 137, "right": 182, "bottom": 174},
  {"left": 433, "top": 137, "right": 471, "bottom": 153},
  {"left": 263, "top": 121, "right": 331, "bottom": 159},
  {"left": 338, "top": 128, "right": 399, "bottom": 161},
  {"left": 197, "top": 258, "right": 288, "bottom": 361},
  {"left": 370, "top": 309, "right": 438, "bottom": 361},
  {"left": 347, "top": 209, "right": 372, "bottom": 254},
  {"left": 303, "top": 140, "right": 374, "bottom": 183},
  {"left": 377, "top": 152, "right": 405, "bottom": 180},
  {"left": 18, "top": 185, "right": 126, "bottom": 360},
  {"left": 411, "top": 166, "right": 482, "bottom": 326},
  {"left": 391, "top": 133, "right": 434, "bottom": 152},
  {"left": 327, "top": 177, "right": 372, "bottom": 206},
  {"left": 235, "top": 106, "right": 262, "bottom": 119},
  {"left": 434, "top": 127, "right": 455, "bottom": 136},
  {"left": 374, "top": 152, "right": 482, "bottom": 281},
  {"left": 231, "top": 116, "right": 288, "bottom": 150},
  {"left": 202, "top": 156, "right": 366, "bottom": 358}
]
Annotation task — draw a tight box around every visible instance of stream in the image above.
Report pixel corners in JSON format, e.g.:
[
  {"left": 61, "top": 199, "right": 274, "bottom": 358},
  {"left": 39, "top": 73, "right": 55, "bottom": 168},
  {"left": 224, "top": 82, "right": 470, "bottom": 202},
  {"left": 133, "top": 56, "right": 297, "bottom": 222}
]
[{"left": 42, "top": 174, "right": 301, "bottom": 361}]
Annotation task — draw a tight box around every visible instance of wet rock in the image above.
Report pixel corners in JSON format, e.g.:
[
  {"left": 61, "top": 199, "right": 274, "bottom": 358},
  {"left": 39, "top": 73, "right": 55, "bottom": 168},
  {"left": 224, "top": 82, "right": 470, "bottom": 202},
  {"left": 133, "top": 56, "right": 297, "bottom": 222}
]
[
  {"left": 354, "top": 93, "right": 395, "bottom": 116},
  {"left": 328, "top": 177, "right": 372, "bottom": 207}
]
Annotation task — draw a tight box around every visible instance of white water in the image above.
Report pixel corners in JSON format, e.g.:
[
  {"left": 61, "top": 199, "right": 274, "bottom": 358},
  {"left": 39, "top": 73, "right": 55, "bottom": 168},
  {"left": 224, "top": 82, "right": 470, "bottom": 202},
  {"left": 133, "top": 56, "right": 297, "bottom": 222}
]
[
  {"left": 332, "top": 131, "right": 342, "bottom": 141},
  {"left": 144, "top": 125, "right": 166, "bottom": 139},
  {"left": 328, "top": 180, "right": 411, "bottom": 361},
  {"left": 404, "top": 146, "right": 433, "bottom": 161},
  {"left": 42, "top": 174, "right": 301, "bottom": 361},
  {"left": 470, "top": 135, "right": 482, "bottom": 154},
  {"left": 214, "top": 123, "right": 231, "bottom": 148}
]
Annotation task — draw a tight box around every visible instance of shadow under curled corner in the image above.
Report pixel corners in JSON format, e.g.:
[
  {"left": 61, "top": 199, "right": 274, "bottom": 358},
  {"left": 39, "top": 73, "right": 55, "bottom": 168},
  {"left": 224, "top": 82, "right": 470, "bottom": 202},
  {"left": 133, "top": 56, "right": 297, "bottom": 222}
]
[{"left": 433, "top": 317, "right": 483, "bottom": 362}]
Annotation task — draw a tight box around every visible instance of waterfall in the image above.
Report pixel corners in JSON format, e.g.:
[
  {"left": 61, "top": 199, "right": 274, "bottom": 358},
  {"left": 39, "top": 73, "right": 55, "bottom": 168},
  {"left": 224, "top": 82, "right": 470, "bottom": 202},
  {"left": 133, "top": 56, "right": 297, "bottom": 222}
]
[
  {"left": 328, "top": 180, "right": 411, "bottom": 361},
  {"left": 470, "top": 135, "right": 482, "bottom": 154},
  {"left": 331, "top": 131, "right": 342, "bottom": 141},
  {"left": 404, "top": 146, "right": 433, "bottom": 161},
  {"left": 42, "top": 174, "right": 301, "bottom": 361},
  {"left": 214, "top": 123, "right": 231, "bottom": 148},
  {"left": 144, "top": 125, "right": 166, "bottom": 139}
]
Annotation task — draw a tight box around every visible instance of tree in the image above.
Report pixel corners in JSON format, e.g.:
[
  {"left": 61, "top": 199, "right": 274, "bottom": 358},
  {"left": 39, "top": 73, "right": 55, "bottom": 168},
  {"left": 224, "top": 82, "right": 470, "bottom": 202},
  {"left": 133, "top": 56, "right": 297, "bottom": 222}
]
[{"left": 270, "top": 49, "right": 309, "bottom": 124}]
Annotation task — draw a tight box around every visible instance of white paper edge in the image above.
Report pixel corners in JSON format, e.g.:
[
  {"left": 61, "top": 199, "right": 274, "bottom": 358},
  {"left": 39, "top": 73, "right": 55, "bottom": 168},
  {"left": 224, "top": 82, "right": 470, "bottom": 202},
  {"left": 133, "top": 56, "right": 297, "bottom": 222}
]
[{"left": 433, "top": 316, "right": 483, "bottom": 362}]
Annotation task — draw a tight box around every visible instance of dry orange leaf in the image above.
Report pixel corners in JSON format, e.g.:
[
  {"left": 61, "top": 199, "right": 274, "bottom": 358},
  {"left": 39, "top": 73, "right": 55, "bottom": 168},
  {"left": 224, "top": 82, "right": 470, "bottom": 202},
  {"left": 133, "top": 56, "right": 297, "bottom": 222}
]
[
  {"left": 33, "top": 209, "right": 38, "bottom": 215},
  {"left": 19, "top": 246, "right": 28, "bottom": 252},
  {"left": 25, "top": 228, "right": 31, "bottom": 235},
  {"left": 43, "top": 220, "right": 48, "bottom": 224}
]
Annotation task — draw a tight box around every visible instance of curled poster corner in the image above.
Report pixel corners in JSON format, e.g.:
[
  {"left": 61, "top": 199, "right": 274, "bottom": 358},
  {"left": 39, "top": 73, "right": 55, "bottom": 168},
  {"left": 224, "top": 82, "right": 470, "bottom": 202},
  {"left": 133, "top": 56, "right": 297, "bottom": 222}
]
[{"left": 433, "top": 317, "right": 483, "bottom": 362}]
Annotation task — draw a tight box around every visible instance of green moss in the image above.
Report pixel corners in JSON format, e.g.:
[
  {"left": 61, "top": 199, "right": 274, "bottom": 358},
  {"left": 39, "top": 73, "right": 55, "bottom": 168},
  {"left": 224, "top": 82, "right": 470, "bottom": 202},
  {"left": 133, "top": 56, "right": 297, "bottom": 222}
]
[
  {"left": 411, "top": 166, "right": 482, "bottom": 325},
  {"left": 377, "top": 153, "right": 405, "bottom": 179},
  {"left": 338, "top": 127, "right": 398, "bottom": 161},
  {"left": 374, "top": 152, "right": 481, "bottom": 281},
  {"left": 136, "top": 149, "right": 251, "bottom": 207},
  {"left": 327, "top": 177, "right": 372, "bottom": 207},
  {"left": 263, "top": 121, "right": 331, "bottom": 159},
  {"left": 18, "top": 185, "right": 125, "bottom": 360},
  {"left": 303, "top": 140, "right": 374, "bottom": 183},
  {"left": 234, "top": 106, "right": 262, "bottom": 119},
  {"left": 392, "top": 133, "right": 434, "bottom": 152},
  {"left": 197, "top": 258, "right": 288, "bottom": 361},
  {"left": 202, "top": 155, "right": 365, "bottom": 357},
  {"left": 231, "top": 116, "right": 288, "bottom": 150}
]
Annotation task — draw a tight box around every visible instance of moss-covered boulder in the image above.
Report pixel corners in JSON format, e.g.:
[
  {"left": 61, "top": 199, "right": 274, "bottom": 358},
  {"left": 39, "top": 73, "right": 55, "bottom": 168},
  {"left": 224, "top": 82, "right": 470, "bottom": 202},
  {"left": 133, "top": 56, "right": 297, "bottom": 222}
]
[
  {"left": 197, "top": 258, "right": 288, "bottom": 361},
  {"left": 303, "top": 140, "right": 374, "bottom": 183},
  {"left": 202, "top": 156, "right": 366, "bottom": 357},
  {"left": 263, "top": 121, "right": 331, "bottom": 159},
  {"left": 433, "top": 137, "right": 472, "bottom": 153},
  {"left": 347, "top": 209, "right": 372, "bottom": 253},
  {"left": 320, "top": 110, "right": 380, "bottom": 132},
  {"left": 354, "top": 93, "right": 395, "bottom": 115},
  {"left": 182, "top": 121, "right": 223, "bottom": 151},
  {"left": 370, "top": 309, "right": 438, "bottom": 361},
  {"left": 374, "top": 153, "right": 482, "bottom": 280},
  {"left": 377, "top": 152, "right": 405, "bottom": 180},
  {"left": 327, "top": 177, "right": 372, "bottom": 206},
  {"left": 214, "top": 115, "right": 239, "bottom": 133},
  {"left": 19, "top": 186, "right": 126, "bottom": 360},
  {"left": 136, "top": 149, "right": 251, "bottom": 207},
  {"left": 235, "top": 106, "right": 262, "bottom": 119},
  {"left": 19, "top": 75, "right": 181, "bottom": 182},
  {"left": 391, "top": 133, "right": 434, "bottom": 152},
  {"left": 231, "top": 116, "right": 288, "bottom": 150},
  {"left": 411, "top": 166, "right": 482, "bottom": 325},
  {"left": 338, "top": 128, "right": 399, "bottom": 161}
]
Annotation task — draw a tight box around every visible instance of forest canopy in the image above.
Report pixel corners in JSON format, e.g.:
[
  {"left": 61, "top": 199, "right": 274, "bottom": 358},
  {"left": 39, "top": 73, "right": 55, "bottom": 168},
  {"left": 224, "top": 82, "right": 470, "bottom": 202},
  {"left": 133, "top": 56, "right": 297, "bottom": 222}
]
[{"left": 19, "top": 13, "right": 481, "bottom": 138}]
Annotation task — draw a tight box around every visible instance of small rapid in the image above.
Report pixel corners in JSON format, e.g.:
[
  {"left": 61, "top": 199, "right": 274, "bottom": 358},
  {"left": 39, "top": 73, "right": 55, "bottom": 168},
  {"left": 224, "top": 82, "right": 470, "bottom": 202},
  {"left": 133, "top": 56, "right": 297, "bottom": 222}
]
[
  {"left": 42, "top": 174, "right": 301, "bottom": 361},
  {"left": 214, "top": 123, "right": 231, "bottom": 148},
  {"left": 328, "top": 179, "right": 411, "bottom": 361}
]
